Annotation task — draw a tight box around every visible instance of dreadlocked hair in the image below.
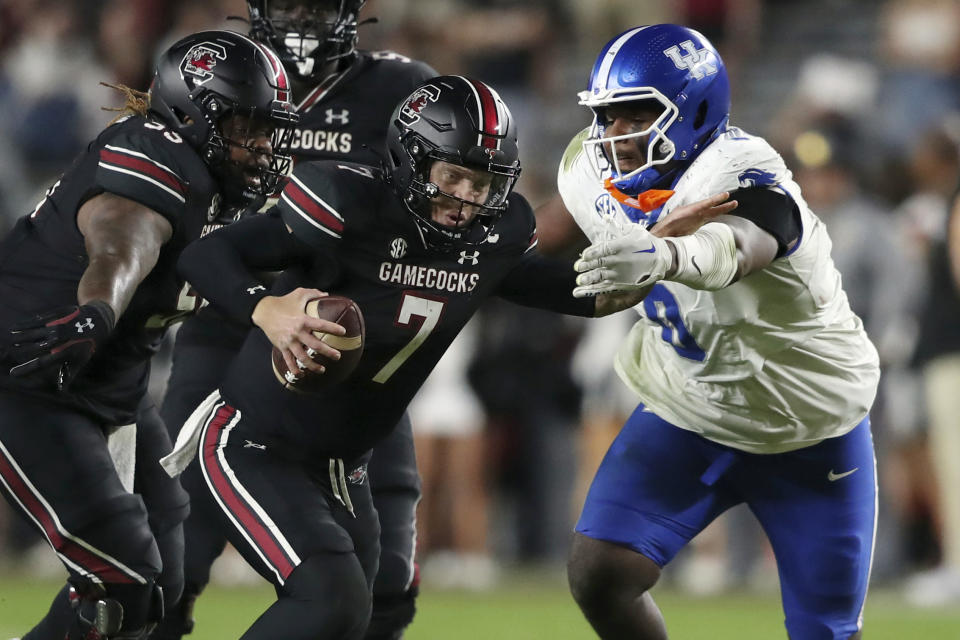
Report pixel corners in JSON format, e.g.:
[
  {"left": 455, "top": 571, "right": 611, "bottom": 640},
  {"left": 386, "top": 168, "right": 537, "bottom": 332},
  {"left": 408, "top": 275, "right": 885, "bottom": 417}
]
[{"left": 100, "top": 82, "right": 150, "bottom": 124}]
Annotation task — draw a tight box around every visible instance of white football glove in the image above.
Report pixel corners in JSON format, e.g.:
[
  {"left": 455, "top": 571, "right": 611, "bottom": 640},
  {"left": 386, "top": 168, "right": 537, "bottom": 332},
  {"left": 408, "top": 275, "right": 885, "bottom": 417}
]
[{"left": 573, "top": 216, "right": 673, "bottom": 298}]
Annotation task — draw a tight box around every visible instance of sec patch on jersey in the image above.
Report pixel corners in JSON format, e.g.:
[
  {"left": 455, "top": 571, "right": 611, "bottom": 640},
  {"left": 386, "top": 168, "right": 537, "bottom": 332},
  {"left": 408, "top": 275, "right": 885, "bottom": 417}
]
[{"left": 271, "top": 296, "right": 365, "bottom": 393}]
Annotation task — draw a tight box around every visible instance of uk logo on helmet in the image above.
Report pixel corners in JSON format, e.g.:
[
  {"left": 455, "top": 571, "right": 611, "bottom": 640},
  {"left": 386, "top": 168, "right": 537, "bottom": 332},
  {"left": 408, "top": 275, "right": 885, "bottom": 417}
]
[
  {"left": 181, "top": 43, "right": 227, "bottom": 84},
  {"left": 663, "top": 40, "right": 717, "bottom": 80},
  {"left": 399, "top": 85, "right": 441, "bottom": 126}
]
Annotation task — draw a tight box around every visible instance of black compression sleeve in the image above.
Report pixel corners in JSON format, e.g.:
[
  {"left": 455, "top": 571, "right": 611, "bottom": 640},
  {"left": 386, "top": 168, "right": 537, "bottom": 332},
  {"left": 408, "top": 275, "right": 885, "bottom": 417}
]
[
  {"left": 177, "top": 210, "right": 312, "bottom": 324},
  {"left": 496, "top": 252, "right": 596, "bottom": 317},
  {"left": 728, "top": 187, "right": 801, "bottom": 257}
]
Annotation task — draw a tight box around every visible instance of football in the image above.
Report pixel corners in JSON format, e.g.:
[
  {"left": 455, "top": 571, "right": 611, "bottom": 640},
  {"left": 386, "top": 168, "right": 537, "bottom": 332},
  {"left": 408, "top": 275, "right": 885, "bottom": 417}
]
[{"left": 271, "top": 295, "right": 365, "bottom": 393}]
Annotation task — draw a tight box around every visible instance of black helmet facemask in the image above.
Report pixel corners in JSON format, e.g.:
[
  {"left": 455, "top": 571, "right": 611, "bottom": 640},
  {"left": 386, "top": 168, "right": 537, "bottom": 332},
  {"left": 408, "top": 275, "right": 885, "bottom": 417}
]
[
  {"left": 386, "top": 77, "right": 522, "bottom": 251},
  {"left": 148, "top": 31, "right": 299, "bottom": 205},
  {"left": 248, "top": 0, "right": 365, "bottom": 81}
]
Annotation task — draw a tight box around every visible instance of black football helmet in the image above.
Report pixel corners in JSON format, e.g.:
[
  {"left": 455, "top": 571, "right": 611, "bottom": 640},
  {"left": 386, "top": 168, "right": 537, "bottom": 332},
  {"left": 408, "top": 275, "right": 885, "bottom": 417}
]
[
  {"left": 247, "top": 0, "right": 365, "bottom": 81},
  {"left": 386, "top": 76, "right": 521, "bottom": 250},
  {"left": 149, "top": 30, "right": 298, "bottom": 203}
]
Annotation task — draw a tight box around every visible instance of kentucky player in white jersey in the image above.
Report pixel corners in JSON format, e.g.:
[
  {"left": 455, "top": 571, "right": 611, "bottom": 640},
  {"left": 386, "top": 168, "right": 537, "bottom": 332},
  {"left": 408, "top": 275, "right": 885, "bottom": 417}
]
[{"left": 559, "top": 25, "right": 880, "bottom": 640}]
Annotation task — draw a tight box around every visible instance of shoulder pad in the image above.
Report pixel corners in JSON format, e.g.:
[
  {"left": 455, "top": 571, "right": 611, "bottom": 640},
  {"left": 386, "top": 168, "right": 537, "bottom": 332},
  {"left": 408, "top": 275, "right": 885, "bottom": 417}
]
[
  {"left": 94, "top": 118, "right": 206, "bottom": 226},
  {"left": 277, "top": 161, "right": 382, "bottom": 247},
  {"left": 672, "top": 129, "right": 788, "bottom": 202},
  {"left": 356, "top": 50, "right": 437, "bottom": 88}
]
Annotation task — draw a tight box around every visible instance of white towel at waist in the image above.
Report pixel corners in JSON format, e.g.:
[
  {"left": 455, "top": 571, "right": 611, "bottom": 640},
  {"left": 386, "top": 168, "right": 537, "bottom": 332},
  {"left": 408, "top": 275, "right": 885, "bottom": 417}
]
[{"left": 160, "top": 390, "right": 222, "bottom": 478}]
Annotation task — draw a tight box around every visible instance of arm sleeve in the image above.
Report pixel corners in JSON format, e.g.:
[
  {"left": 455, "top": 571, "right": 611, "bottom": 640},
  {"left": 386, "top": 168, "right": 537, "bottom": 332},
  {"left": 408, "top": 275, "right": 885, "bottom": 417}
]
[
  {"left": 94, "top": 130, "right": 191, "bottom": 227},
  {"left": 496, "top": 252, "right": 596, "bottom": 317},
  {"left": 177, "top": 209, "right": 313, "bottom": 324},
  {"left": 727, "top": 187, "right": 801, "bottom": 257}
]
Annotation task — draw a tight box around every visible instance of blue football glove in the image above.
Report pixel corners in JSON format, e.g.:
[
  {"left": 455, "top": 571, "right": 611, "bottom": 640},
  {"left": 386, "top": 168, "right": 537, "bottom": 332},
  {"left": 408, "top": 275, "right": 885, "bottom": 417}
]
[{"left": 4, "top": 301, "right": 115, "bottom": 390}]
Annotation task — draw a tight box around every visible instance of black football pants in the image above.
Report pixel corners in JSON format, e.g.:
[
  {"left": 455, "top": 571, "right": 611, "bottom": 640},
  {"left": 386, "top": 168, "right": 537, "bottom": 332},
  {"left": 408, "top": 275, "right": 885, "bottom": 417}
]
[{"left": 158, "top": 337, "right": 421, "bottom": 639}]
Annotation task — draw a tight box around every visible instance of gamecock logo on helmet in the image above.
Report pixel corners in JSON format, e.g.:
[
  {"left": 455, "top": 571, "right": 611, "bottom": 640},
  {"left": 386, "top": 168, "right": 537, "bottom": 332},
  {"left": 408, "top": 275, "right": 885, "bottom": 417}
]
[
  {"left": 399, "top": 85, "right": 441, "bottom": 126},
  {"left": 181, "top": 43, "right": 227, "bottom": 84}
]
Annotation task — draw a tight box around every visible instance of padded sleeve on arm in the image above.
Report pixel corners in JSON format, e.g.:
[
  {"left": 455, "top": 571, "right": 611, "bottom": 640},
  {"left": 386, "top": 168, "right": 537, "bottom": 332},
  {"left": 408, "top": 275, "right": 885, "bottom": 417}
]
[{"left": 727, "top": 187, "right": 801, "bottom": 257}]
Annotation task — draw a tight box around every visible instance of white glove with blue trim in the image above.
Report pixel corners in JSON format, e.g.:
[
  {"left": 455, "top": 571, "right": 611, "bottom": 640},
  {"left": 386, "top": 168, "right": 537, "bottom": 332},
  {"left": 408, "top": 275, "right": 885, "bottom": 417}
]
[{"left": 573, "top": 216, "right": 673, "bottom": 298}]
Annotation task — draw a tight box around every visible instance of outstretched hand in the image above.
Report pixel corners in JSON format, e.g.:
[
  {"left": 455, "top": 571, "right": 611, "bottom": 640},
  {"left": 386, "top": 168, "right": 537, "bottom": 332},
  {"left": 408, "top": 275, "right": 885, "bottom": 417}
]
[
  {"left": 251, "top": 288, "right": 345, "bottom": 376},
  {"left": 572, "top": 192, "right": 738, "bottom": 299},
  {"left": 649, "top": 191, "right": 738, "bottom": 239}
]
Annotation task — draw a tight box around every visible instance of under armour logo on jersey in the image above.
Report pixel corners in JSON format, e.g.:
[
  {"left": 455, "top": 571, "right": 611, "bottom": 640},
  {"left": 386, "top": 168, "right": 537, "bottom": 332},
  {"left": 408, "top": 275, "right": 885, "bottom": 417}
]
[
  {"left": 75, "top": 318, "right": 95, "bottom": 333},
  {"left": 389, "top": 237, "right": 408, "bottom": 259},
  {"left": 663, "top": 40, "right": 717, "bottom": 80},
  {"left": 458, "top": 250, "right": 480, "bottom": 265},
  {"left": 247, "top": 285, "right": 266, "bottom": 295},
  {"left": 243, "top": 440, "right": 267, "bottom": 450},
  {"left": 325, "top": 108, "right": 350, "bottom": 125}
]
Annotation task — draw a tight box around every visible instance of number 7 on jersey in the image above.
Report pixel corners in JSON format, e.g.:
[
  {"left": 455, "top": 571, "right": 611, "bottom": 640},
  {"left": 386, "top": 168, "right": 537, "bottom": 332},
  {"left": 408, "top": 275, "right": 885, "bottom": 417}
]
[{"left": 373, "top": 292, "right": 445, "bottom": 383}]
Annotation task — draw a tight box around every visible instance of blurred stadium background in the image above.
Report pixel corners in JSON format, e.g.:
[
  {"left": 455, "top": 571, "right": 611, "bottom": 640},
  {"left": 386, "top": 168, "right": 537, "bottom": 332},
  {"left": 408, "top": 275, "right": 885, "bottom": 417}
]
[{"left": 2, "top": 0, "right": 960, "bottom": 637}]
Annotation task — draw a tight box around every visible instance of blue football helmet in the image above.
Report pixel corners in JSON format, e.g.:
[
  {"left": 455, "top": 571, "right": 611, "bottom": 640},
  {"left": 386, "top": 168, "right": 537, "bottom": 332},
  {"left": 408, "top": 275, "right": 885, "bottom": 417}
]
[{"left": 580, "top": 24, "right": 730, "bottom": 195}]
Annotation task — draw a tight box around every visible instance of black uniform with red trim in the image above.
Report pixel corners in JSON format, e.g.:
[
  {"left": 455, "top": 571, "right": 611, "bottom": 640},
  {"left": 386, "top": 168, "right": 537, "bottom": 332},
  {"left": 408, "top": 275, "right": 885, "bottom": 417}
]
[
  {"left": 157, "top": 50, "right": 436, "bottom": 640},
  {"left": 0, "top": 114, "right": 217, "bottom": 425},
  {"left": 174, "top": 50, "right": 435, "bottom": 351},
  {"left": 222, "top": 161, "right": 592, "bottom": 458},
  {"left": 176, "top": 161, "right": 594, "bottom": 597},
  {"left": 0, "top": 114, "right": 214, "bottom": 604}
]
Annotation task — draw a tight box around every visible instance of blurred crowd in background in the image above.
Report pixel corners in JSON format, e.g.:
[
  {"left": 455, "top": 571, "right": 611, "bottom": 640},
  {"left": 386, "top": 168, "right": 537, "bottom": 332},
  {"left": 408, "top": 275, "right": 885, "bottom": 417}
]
[{"left": 2, "top": 0, "right": 960, "bottom": 609}]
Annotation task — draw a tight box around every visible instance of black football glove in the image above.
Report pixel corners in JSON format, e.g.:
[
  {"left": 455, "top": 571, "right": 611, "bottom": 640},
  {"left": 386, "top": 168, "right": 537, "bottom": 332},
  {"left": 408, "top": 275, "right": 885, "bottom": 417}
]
[{"left": 4, "top": 301, "right": 115, "bottom": 390}]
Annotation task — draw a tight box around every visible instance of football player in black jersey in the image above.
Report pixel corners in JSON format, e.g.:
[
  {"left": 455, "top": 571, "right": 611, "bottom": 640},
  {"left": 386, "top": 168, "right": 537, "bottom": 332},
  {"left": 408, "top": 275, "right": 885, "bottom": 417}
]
[
  {"left": 161, "top": 75, "right": 650, "bottom": 640},
  {"left": 154, "top": 3, "right": 437, "bottom": 639},
  {"left": 0, "top": 31, "right": 297, "bottom": 640}
]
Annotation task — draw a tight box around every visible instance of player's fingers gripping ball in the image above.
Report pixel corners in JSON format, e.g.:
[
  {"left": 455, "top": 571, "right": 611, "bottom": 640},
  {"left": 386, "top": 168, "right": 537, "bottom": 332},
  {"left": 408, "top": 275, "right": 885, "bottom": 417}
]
[{"left": 272, "top": 295, "right": 365, "bottom": 394}]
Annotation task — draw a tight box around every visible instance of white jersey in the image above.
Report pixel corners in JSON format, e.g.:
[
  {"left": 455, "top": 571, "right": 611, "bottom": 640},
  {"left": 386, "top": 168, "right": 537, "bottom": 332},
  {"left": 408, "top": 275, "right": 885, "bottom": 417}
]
[{"left": 558, "top": 126, "right": 880, "bottom": 454}]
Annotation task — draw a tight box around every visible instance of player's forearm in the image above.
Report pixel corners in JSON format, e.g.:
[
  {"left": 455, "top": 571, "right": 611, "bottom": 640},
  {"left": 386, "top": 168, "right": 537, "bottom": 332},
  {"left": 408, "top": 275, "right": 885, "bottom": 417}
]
[
  {"left": 178, "top": 212, "right": 307, "bottom": 324},
  {"left": 178, "top": 232, "right": 271, "bottom": 325},
  {"left": 77, "top": 194, "right": 170, "bottom": 317},
  {"left": 594, "top": 288, "right": 651, "bottom": 316},
  {"left": 497, "top": 253, "right": 596, "bottom": 316},
  {"left": 78, "top": 253, "right": 154, "bottom": 318}
]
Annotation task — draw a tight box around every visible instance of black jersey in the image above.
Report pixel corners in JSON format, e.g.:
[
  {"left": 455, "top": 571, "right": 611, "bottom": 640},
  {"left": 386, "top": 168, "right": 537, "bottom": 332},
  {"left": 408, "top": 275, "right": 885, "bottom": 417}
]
[
  {"left": 206, "top": 161, "right": 594, "bottom": 460},
  {"left": 288, "top": 50, "right": 436, "bottom": 165},
  {"left": 175, "top": 50, "right": 437, "bottom": 349},
  {"left": 0, "top": 115, "right": 219, "bottom": 424}
]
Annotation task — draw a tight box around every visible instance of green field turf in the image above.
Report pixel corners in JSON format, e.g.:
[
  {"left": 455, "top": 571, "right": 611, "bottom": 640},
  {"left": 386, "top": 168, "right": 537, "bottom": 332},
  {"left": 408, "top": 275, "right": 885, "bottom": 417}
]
[{"left": 1, "top": 573, "right": 958, "bottom": 639}]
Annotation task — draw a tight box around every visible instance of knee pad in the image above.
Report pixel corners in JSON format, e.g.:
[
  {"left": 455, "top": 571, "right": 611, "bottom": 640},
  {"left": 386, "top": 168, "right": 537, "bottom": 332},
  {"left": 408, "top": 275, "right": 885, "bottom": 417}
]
[
  {"left": 66, "top": 578, "right": 164, "bottom": 639},
  {"left": 364, "top": 585, "right": 418, "bottom": 640}
]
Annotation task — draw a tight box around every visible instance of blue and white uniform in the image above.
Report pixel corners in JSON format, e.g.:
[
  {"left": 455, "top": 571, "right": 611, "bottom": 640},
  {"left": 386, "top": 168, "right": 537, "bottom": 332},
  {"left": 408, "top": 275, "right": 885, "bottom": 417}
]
[{"left": 561, "top": 122, "right": 881, "bottom": 639}]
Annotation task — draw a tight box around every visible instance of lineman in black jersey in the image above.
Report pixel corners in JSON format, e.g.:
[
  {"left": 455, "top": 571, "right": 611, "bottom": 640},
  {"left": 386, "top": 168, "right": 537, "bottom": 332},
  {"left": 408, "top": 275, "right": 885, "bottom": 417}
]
[
  {"left": 0, "top": 31, "right": 297, "bottom": 640},
  {"left": 166, "top": 76, "right": 644, "bottom": 640},
  {"left": 155, "top": 3, "right": 437, "bottom": 639}
]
